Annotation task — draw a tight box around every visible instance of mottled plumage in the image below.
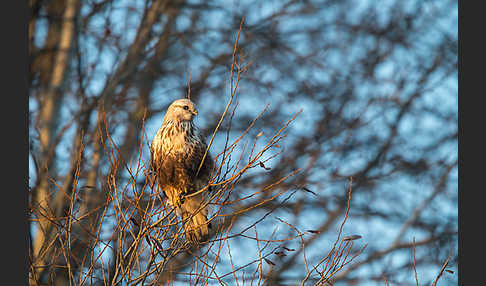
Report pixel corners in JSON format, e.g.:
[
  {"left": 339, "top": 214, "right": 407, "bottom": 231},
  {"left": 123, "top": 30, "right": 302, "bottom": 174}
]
[{"left": 151, "top": 99, "right": 213, "bottom": 243}]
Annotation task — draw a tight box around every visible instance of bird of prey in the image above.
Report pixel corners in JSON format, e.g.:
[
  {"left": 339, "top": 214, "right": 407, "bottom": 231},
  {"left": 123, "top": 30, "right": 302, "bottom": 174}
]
[{"left": 150, "top": 99, "right": 214, "bottom": 243}]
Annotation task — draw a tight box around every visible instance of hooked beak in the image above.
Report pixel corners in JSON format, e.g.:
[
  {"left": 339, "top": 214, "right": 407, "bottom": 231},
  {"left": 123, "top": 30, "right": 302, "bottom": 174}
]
[{"left": 191, "top": 110, "right": 198, "bottom": 116}]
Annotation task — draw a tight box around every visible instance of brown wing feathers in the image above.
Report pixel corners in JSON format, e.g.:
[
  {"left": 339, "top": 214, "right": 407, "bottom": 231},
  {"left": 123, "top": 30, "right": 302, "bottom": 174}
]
[{"left": 150, "top": 99, "right": 213, "bottom": 243}]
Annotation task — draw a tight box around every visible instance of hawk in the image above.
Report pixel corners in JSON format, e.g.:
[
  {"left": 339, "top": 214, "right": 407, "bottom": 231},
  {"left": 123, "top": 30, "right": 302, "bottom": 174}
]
[{"left": 150, "top": 99, "right": 214, "bottom": 243}]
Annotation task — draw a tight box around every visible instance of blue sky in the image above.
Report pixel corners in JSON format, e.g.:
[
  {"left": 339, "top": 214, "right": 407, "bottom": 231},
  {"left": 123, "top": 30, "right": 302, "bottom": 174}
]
[{"left": 29, "top": 0, "right": 457, "bottom": 285}]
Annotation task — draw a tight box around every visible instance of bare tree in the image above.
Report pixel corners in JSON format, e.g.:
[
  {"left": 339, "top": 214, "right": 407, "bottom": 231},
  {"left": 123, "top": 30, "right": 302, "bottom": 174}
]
[{"left": 29, "top": 0, "right": 457, "bottom": 285}]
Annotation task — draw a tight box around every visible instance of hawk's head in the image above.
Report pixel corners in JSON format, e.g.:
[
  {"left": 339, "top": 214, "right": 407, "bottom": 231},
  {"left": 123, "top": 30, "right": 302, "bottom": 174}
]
[{"left": 164, "top": 99, "right": 198, "bottom": 123}]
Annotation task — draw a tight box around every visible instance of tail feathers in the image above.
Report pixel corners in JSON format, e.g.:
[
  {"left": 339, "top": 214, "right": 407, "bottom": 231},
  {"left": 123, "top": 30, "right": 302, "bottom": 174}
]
[
  {"left": 182, "top": 211, "right": 211, "bottom": 243},
  {"left": 180, "top": 195, "right": 211, "bottom": 244}
]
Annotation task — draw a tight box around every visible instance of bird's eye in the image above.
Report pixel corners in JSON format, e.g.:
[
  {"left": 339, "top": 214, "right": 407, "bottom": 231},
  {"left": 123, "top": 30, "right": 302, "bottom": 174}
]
[{"left": 183, "top": 105, "right": 189, "bottom": 110}]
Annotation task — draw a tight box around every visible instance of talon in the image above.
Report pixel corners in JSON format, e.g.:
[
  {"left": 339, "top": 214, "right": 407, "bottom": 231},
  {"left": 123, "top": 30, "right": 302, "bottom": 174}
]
[
  {"left": 175, "top": 193, "right": 185, "bottom": 208},
  {"left": 173, "top": 195, "right": 182, "bottom": 208}
]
